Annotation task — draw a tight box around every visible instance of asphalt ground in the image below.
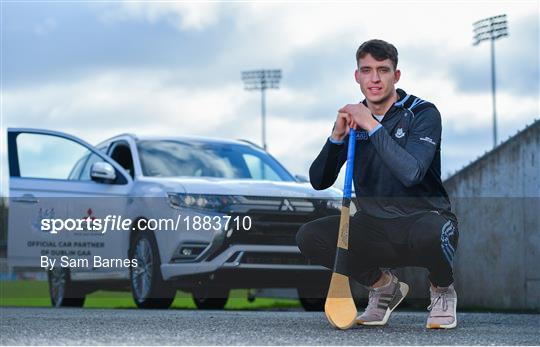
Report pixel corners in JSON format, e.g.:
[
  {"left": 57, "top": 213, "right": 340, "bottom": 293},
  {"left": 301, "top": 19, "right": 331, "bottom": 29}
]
[{"left": 1, "top": 307, "right": 539, "bottom": 345}]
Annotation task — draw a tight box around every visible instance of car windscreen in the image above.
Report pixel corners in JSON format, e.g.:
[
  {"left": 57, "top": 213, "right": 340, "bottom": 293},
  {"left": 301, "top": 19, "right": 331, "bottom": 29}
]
[{"left": 137, "top": 140, "right": 295, "bottom": 181}]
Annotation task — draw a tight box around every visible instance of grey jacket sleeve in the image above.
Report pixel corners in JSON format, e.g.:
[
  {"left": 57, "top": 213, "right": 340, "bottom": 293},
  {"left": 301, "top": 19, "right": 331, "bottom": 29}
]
[
  {"left": 369, "top": 107, "right": 442, "bottom": 187},
  {"left": 309, "top": 137, "right": 349, "bottom": 190}
]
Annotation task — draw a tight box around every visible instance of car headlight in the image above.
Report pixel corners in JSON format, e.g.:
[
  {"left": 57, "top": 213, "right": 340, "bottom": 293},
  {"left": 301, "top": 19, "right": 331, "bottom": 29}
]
[{"left": 167, "top": 193, "right": 240, "bottom": 212}]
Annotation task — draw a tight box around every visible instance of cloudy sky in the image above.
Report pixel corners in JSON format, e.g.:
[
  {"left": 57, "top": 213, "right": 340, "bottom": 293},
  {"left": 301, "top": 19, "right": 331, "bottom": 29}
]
[{"left": 1, "top": 0, "right": 538, "bottom": 195}]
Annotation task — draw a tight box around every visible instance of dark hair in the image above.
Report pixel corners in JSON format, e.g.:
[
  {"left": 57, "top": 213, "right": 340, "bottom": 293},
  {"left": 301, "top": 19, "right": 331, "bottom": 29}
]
[{"left": 356, "top": 39, "right": 398, "bottom": 70}]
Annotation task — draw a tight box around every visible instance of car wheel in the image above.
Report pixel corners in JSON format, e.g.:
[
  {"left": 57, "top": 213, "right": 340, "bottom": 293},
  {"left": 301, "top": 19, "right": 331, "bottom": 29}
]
[
  {"left": 130, "top": 232, "right": 176, "bottom": 309},
  {"left": 297, "top": 287, "right": 325, "bottom": 311},
  {"left": 192, "top": 288, "right": 229, "bottom": 310},
  {"left": 48, "top": 268, "right": 85, "bottom": 308}
]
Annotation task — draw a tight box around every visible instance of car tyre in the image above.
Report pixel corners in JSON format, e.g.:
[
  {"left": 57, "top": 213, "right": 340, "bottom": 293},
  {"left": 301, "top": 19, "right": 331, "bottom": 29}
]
[
  {"left": 192, "top": 288, "right": 230, "bottom": 310},
  {"left": 130, "top": 231, "right": 176, "bottom": 309},
  {"left": 48, "top": 268, "right": 86, "bottom": 308},
  {"left": 297, "top": 287, "right": 325, "bottom": 311}
]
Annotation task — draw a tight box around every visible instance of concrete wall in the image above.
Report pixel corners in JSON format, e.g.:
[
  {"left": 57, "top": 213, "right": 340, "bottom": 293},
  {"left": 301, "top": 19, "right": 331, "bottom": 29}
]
[{"left": 396, "top": 120, "right": 539, "bottom": 310}]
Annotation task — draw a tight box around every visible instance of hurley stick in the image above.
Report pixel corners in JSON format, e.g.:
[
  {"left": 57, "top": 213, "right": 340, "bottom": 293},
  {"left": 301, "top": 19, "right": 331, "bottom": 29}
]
[{"left": 324, "top": 127, "right": 357, "bottom": 330}]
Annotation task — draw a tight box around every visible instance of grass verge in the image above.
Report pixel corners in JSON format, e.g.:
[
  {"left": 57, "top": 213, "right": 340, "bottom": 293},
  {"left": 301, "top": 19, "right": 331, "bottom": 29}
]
[{"left": 0, "top": 280, "right": 301, "bottom": 310}]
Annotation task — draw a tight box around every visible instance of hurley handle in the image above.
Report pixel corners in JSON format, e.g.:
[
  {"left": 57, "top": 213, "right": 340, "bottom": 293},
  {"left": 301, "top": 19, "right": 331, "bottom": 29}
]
[{"left": 343, "top": 128, "right": 356, "bottom": 199}]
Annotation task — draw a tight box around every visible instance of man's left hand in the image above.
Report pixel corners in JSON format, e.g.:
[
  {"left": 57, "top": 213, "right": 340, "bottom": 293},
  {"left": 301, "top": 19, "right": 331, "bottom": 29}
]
[{"left": 339, "top": 103, "right": 379, "bottom": 132}]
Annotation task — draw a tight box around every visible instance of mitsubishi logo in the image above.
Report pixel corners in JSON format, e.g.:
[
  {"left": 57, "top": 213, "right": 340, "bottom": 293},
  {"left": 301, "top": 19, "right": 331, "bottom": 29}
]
[{"left": 280, "top": 199, "right": 294, "bottom": 212}]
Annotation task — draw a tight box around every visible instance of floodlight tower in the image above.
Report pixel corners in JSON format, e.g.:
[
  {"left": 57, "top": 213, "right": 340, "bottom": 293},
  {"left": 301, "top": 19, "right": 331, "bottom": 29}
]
[
  {"left": 473, "top": 14, "right": 508, "bottom": 148},
  {"left": 241, "top": 69, "right": 282, "bottom": 150}
]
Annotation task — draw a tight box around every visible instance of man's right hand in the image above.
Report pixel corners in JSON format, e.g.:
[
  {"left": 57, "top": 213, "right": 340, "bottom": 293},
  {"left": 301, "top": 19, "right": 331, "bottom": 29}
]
[{"left": 331, "top": 112, "right": 353, "bottom": 142}]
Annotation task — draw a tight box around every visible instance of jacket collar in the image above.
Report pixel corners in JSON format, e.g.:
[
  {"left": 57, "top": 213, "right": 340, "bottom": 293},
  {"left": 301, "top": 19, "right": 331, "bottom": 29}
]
[
  {"left": 361, "top": 88, "right": 408, "bottom": 122},
  {"left": 394, "top": 88, "right": 408, "bottom": 106}
]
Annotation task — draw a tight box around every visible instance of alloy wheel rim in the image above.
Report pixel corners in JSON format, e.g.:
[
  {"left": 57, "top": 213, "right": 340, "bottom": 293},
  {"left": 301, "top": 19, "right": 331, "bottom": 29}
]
[
  {"left": 50, "top": 268, "right": 66, "bottom": 306},
  {"left": 132, "top": 238, "right": 153, "bottom": 301}
]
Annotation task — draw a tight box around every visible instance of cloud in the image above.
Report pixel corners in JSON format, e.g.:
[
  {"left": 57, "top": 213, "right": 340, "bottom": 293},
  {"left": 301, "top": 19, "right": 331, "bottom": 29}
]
[
  {"left": 6, "top": 2, "right": 537, "bottom": 101},
  {"left": 3, "top": 2, "right": 225, "bottom": 89},
  {"left": 99, "top": 2, "right": 221, "bottom": 31},
  {"left": 33, "top": 17, "right": 57, "bottom": 35},
  {"left": 3, "top": 71, "right": 244, "bottom": 141}
]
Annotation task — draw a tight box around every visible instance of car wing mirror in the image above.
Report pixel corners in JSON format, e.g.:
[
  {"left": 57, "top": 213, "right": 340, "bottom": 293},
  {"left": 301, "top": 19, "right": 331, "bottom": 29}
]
[{"left": 91, "top": 162, "right": 117, "bottom": 183}]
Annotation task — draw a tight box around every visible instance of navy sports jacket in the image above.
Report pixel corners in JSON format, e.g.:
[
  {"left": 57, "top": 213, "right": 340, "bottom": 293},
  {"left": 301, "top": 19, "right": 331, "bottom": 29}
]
[{"left": 310, "top": 88, "right": 456, "bottom": 221}]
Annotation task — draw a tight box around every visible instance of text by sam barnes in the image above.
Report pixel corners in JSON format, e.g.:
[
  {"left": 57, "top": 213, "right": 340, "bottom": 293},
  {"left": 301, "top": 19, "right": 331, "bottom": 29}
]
[{"left": 41, "top": 256, "right": 137, "bottom": 270}]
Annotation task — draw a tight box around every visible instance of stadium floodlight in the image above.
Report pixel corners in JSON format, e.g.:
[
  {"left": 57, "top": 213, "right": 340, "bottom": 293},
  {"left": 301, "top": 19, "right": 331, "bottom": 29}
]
[
  {"left": 473, "top": 14, "right": 508, "bottom": 148},
  {"left": 241, "top": 69, "right": 282, "bottom": 150}
]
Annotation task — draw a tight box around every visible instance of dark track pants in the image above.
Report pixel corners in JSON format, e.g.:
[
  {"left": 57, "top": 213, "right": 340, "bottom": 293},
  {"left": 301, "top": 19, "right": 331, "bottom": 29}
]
[{"left": 296, "top": 210, "right": 459, "bottom": 287}]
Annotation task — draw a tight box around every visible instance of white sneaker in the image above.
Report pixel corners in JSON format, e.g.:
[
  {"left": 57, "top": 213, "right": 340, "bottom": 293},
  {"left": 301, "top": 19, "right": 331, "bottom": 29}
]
[
  {"left": 356, "top": 272, "right": 409, "bottom": 326},
  {"left": 426, "top": 284, "right": 458, "bottom": 329}
]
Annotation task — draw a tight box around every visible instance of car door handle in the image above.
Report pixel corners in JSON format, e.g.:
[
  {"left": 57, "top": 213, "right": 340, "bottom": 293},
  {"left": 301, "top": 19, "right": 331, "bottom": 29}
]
[{"left": 13, "top": 194, "right": 39, "bottom": 204}]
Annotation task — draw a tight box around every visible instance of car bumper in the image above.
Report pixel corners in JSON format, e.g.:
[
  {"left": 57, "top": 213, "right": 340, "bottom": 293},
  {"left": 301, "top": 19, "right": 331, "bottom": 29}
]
[{"left": 161, "top": 244, "right": 330, "bottom": 288}]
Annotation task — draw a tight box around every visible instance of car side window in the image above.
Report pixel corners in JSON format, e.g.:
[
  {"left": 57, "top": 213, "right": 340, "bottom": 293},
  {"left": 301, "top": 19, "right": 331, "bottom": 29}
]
[
  {"left": 68, "top": 153, "right": 89, "bottom": 180},
  {"left": 16, "top": 133, "right": 90, "bottom": 180},
  {"left": 109, "top": 141, "right": 135, "bottom": 178}
]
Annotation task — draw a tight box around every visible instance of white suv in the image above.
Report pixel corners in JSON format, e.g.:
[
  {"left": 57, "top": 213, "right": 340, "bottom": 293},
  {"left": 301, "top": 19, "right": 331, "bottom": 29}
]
[{"left": 7, "top": 128, "right": 344, "bottom": 311}]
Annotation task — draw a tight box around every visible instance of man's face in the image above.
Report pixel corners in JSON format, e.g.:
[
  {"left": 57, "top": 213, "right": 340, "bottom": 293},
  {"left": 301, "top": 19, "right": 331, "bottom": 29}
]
[{"left": 355, "top": 53, "right": 400, "bottom": 105}]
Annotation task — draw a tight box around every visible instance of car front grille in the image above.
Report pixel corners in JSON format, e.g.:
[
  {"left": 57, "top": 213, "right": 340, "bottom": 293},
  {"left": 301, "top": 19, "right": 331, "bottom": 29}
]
[{"left": 224, "top": 197, "right": 341, "bottom": 246}]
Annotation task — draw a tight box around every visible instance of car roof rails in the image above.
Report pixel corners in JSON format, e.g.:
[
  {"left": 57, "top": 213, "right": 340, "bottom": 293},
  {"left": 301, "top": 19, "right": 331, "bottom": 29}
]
[{"left": 237, "top": 139, "right": 265, "bottom": 150}]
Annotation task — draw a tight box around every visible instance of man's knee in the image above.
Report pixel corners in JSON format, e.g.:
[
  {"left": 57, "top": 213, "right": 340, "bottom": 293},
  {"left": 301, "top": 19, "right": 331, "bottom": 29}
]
[
  {"left": 296, "top": 216, "right": 338, "bottom": 257},
  {"left": 296, "top": 221, "right": 317, "bottom": 256},
  {"left": 409, "top": 214, "right": 459, "bottom": 262},
  {"left": 410, "top": 228, "right": 440, "bottom": 250}
]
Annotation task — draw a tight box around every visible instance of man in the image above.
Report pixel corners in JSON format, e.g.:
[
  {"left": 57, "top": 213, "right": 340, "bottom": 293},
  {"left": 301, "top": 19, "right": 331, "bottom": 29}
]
[{"left": 296, "top": 39, "right": 459, "bottom": 329}]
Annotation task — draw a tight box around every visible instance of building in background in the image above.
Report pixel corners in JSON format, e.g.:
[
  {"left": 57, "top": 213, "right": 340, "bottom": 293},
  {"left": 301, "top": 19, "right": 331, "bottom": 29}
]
[{"left": 395, "top": 119, "right": 539, "bottom": 310}]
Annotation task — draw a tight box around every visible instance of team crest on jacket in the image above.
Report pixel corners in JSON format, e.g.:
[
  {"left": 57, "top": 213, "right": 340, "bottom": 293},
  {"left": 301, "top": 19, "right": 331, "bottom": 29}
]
[
  {"left": 395, "top": 128, "right": 405, "bottom": 138},
  {"left": 356, "top": 130, "right": 369, "bottom": 140}
]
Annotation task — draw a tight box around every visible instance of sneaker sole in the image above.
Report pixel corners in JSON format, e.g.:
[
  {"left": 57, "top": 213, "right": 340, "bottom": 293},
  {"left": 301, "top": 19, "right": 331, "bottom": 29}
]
[
  {"left": 426, "top": 298, "right": 457, "bottom": 329},
  {"left": 357, "top": 282, "right": 409, "bottom": 326}
]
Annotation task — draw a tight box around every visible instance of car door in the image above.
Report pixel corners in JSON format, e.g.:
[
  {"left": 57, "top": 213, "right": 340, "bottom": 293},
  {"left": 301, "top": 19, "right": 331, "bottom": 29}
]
[{"left": 7, "top": 128, "right": 132, "bottom": 278}]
